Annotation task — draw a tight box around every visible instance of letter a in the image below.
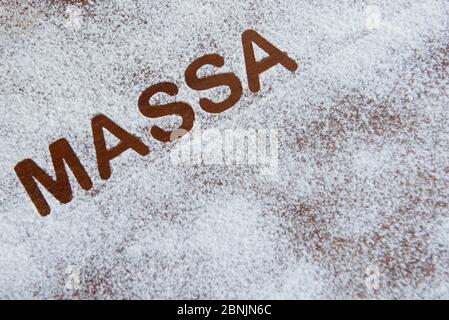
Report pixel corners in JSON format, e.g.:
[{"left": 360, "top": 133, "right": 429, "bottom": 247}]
[{"left": 242, "top": 29, "right": 298, "bottom": 92}]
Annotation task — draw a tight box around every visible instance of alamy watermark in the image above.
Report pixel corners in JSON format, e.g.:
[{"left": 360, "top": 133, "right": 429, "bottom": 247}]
[
  {"left": 64, "top": 5, "right": 83, "bottom": 30},
  {"left": 64, "top": 265, "right": 81, "bottom": 291},
  {"left": 364, "top": 5, "right": 383, "bottom": 30},
  {"left": 365, "top": 265, "right": 381, "bottom": 294},
  {"left": 168, "top": 122, "right": 279, "bottom": 176}
]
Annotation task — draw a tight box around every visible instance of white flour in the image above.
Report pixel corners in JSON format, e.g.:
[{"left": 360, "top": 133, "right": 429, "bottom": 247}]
[{"left": 0, "top": 0, "right": 448, "bottom": 299}]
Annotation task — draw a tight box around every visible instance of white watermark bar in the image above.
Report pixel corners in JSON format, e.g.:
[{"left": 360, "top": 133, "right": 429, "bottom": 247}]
[{"left": 169, "top": 122, "right": 279, "bottom": 176}]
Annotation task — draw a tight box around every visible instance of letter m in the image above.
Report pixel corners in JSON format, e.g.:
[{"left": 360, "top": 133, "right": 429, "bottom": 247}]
[{"left": 14, "top": 138, "right": 93, "bottom": 217}]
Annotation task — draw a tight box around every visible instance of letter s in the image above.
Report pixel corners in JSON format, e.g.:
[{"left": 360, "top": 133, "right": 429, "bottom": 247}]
[
  {"left": 185, "top": 54, "right": 243, "bottom": 113},
  {"left": 138, "top": 82, "right": 195, "bottom": 142}
]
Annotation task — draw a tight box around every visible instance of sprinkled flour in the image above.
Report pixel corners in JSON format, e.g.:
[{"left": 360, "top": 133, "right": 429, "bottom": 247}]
[{"left": 0, "top": 0, "right": 448, "bottom": 299}]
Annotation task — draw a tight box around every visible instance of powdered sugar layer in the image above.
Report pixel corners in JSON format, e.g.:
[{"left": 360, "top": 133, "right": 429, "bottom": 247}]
[{"left": 0, "top": 0, "right": 448, "bottom": 299}]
